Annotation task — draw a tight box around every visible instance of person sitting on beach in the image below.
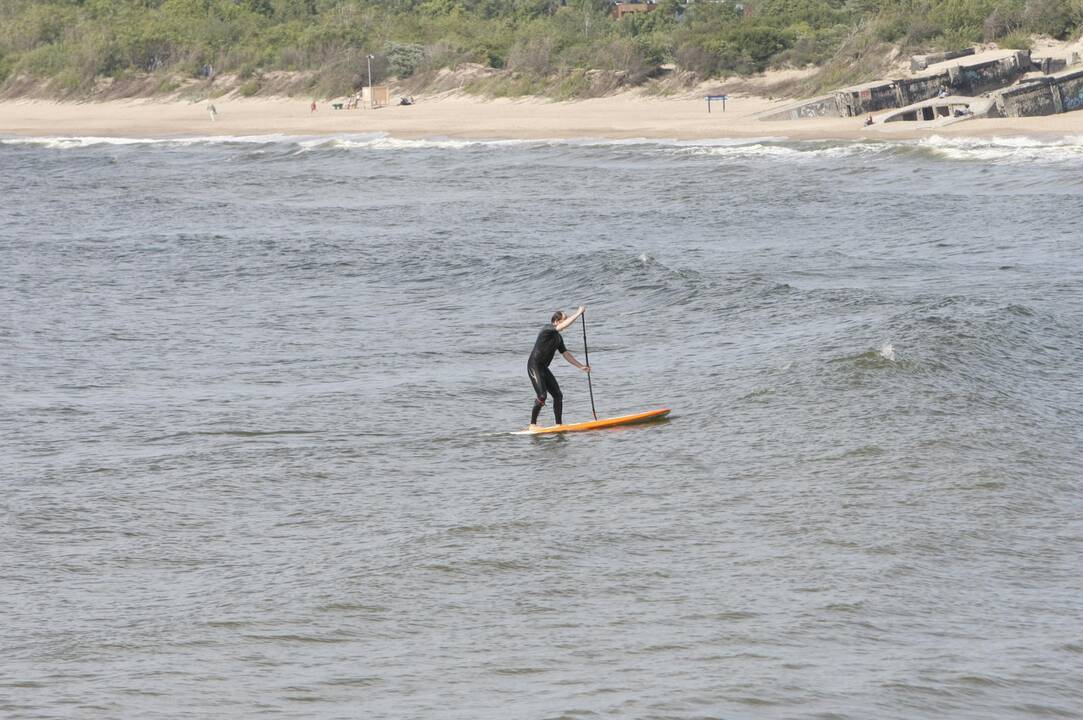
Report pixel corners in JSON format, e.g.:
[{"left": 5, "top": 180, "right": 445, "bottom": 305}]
[
  {"left": 527, "top": 306, "right": 590, "bottom": 429},
  {"left": 864, "top": 114, "right": 873, "bottom": 126}
]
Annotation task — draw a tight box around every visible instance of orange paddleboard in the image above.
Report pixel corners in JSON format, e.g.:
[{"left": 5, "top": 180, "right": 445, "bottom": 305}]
[{"left": 516, "top": 408, "right": 671, "bottom": 435}]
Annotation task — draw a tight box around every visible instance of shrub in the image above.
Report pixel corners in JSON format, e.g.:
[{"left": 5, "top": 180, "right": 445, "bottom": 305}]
[
  {"left": 634, "top": 32, "right": 673, "bottom": 66},
  {"left": 590, "top": 37, "right": 650, "bottom": 80},
  {"left": 874, "top": 13, "right": 910, "bottom": 43},
  {"left": 757, "top": 0, "right": 846, "bottom": 29},
  {"left": 982, "top": 7, "right": 1021, "bottom": 41},
  {"left": 386, "top": 42, "right": 425, "bottom": 77},
  {"left": 423, "top": 40, "right": 467, "bottom": 71},
  {"left": 553, "top": 67, "right": 591, "bottom": 98},
  {"left": 51, "top": 68, "right": 85, "bottom": 93},
  {"left": 507, "top": 36, "right": 555, "bottom": 75},
  {"left": 906, "top": 18, "right": 944, "bottom": 45},
  {"left": 237, "top": 61, "right": 260, "bottom": 79},
  {"left": 934, "top": 26, "right": 982, "bottom": 51},
  {"left": 727, "top": 26, "right": 794, "bottom": 67},
  {"left": 155, "top": 76, "right": 182, "bottom": 93},
  {"left": 772, "top": 26, "right": 845, "bottom": 68},
  {"left": 1023, "top": 0, "right": 1080, "bottom": 38},
  {"left": 675, "top": 41, "right": 724, "bottom": 76},
  {"left": 17, "top": 43, "right": 69, "bottom": 76},
  {"left": 997, "top": 29, "right": 1033, "bottom": 49}
]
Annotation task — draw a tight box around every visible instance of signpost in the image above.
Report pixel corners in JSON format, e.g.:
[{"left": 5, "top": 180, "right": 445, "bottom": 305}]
[{"left": 706, "top": 94, "right": 728, "bottom": 113}]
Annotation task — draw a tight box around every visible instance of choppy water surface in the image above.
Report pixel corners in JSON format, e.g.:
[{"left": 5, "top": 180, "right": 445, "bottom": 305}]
[{"left": 3, "top": 133, "right": 1083, "bottom": 719}]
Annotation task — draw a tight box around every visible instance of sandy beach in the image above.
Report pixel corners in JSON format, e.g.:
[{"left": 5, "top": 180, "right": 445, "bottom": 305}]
[{"left": 2, "top": 91, "right": 1083, "bottom": 141}]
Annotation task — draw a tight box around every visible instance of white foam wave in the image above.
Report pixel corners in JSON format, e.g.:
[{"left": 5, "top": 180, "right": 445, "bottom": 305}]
[
  {"left": 295, "top": 135, "right": 541, "bottom": 152},
  {"left": 672, "top": 135, "right": 1083, "bottom": 163},
  {"left": 675, "top": 143, "right": 802, "bottom": 158},
  {"left": 1, "top": 133, "right": 790, "bottom": 153},
  {"left": 0, "top": 133, "right": 309, "bottom": 149},
  {"left": 878, "top": 343, "right": 896, "bottom": 362},
  {"left": 1, "top": 136, "right": 156, "bottom": 149},
  {"left": 5, "top": 132, "right": 1082, "bottom": 162},
  {"left": 914, "top": 135, "right": 1083, "bottom": 163},
  {"left": 301, "top": 135, "right": 790, "bottom": 152},
  {"left": 672, "top": 140, "right": 892, "bottom": 160}
]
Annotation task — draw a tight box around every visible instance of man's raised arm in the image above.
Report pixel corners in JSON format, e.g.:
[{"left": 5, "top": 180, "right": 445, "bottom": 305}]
[{"left": 554, "top": 305, "right": 586, "bottom": 332}]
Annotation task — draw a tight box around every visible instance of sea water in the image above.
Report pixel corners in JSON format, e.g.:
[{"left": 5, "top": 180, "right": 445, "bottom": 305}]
[{"left": 3, "top": 134, "right": 1083, "bottom": 719}]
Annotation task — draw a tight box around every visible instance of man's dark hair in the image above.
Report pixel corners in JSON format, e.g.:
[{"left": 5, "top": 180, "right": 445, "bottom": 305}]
[{"left": 551, "top": 311, "right": 565, "bottom": 324}]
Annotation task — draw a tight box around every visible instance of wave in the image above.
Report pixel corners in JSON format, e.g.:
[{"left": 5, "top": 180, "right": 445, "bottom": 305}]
[
  {"left": 5, "top": 132, "right": 1083, "bottom": 165},
  {"left": 293, "top": 134, "right": 535, "bottom": 152},
  {"left": 673, "top": 134, "right": 1083, "bottom": 163},
  {"left": 0, "top": 132, "right": 790, "bottom": 154},
  {"left": 0, "top": 134, "right": 305, "bottom": 149},
  {"left": 672, "top": 139, "right": 894, "bottom": 160},
  {"left": 301, "top": 135, "right": 785, "bottom": 151},
  {"left": 913, "top": 134, "right": 1083, "bottom": 163},
  {"left": 830, "top": 344, "right": 904, "bottom": 370}
]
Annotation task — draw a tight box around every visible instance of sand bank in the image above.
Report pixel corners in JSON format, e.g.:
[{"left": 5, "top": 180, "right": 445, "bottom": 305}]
[{"left": 2, "top": 92, "right": 1082, "bottom": 141}]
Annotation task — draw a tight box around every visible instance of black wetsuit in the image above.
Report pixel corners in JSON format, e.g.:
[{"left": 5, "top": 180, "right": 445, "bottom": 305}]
[{"left": 528, "top": 325, "right": 566, "bottom": 425}]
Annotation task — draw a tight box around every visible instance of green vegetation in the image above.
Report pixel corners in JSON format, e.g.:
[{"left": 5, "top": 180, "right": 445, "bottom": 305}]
[{"left": 1, "top": 0, "right": 1081, "bottom": 98}]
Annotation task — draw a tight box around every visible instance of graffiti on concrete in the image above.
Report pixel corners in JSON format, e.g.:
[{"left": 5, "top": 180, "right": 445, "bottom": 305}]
[
  {"left": 1063, "top": 90, "right": 1083, "bottom": 111},
  {"left": 1061, "top": 77, "right": 1083, "bottom": 111}
]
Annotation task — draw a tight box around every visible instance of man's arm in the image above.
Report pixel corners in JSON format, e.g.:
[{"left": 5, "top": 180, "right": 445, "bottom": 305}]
[
  {"left": 554, "top": 305, "right": 586, "bottom": 332},
  {"left": 562, "top": 350, "right": 590, "bottom": 372}
]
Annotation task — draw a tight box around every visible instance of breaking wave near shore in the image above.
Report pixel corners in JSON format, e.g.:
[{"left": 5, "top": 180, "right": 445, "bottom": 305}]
[{"left": 6, "top": 132, "right": 1083, "bottom": 165}]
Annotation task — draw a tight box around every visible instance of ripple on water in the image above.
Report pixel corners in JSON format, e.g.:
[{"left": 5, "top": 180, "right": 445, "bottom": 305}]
[{"left": 3, "top": 137, "right": 1083, "bottom": 719}]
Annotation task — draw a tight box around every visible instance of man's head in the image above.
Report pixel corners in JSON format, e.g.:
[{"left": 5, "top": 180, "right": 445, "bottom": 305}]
[{"left": 551, "top": 310, "right": 566, "bottom": 326}]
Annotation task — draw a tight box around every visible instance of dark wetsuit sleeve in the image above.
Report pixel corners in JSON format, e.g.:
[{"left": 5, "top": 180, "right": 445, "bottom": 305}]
[{"left": 556, "top": 334, "right": 566, "bottom": 355}]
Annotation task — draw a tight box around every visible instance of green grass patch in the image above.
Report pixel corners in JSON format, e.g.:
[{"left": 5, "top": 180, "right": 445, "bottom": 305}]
[
  {"left": 997, "top": 31, "right": 1033, "bottom": 50},
  {"left": 238, "top": 77, "right": 262, "bottom": 96}
]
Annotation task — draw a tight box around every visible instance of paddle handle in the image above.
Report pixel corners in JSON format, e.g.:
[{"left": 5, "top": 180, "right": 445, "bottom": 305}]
[{"left": 582, "top": 309, "right": 598, "bottom": 421}]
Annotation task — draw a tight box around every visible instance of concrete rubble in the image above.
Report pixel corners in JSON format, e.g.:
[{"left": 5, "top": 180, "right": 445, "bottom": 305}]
[
  {"left": 992, "top": 66, "right": 1083, "bottom": 116},
  {"left": 757, "top": 46, "right": 1083, "bottom": 124}
]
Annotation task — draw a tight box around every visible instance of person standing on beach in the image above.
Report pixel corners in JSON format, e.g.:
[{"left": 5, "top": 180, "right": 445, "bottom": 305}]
[
  {"left": 527, "top": 306, "right": 590, "bottom": 428},
  {"left": 207, "top": 103, "right": 217, "bottom": 122},
  {"left": 310, "top": 100, "right": 317, "bottom": 113}
]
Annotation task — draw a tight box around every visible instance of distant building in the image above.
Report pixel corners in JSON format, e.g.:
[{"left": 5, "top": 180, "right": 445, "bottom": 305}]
[{"left": 611, "top": 2, "right": 657, "bottom": 20}]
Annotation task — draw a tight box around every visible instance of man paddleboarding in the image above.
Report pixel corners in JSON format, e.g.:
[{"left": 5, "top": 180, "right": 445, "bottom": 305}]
[{"left": 528, "top": 306, "right": 590, "bottom": 429}]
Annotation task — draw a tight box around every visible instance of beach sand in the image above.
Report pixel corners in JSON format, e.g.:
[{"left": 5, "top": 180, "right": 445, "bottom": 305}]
[{"left": 2, "top": 91, "right": 1082, "bottom": 141}]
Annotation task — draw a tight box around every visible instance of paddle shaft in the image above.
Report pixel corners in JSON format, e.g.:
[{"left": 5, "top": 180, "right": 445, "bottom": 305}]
[{"left": 582, "top": 310, "right": 598, "bottom": 421}]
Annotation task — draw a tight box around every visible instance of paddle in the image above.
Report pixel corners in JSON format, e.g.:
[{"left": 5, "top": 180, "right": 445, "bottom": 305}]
[{"left": 582, "top": 309, "right": 598, "bottom": 421}]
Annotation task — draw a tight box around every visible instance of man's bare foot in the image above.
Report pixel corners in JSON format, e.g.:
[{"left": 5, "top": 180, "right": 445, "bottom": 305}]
[{"left": 528, "top": 424, "right": 540, "bottom": 431}]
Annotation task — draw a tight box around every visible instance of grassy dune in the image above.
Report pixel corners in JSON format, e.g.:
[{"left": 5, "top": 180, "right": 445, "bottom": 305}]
[{"left": 1, "top": 0, "right": 1081, "bottom": 100}]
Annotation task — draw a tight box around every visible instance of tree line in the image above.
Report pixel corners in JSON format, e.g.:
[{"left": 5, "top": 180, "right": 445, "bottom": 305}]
[{"left": 1, "top": 0, "right": 1081, "bottom": 97}]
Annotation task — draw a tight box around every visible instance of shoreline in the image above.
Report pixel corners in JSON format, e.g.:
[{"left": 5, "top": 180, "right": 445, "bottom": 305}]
[{"left": 2, "top": 94, "right": 1083, "bottom": 142}]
